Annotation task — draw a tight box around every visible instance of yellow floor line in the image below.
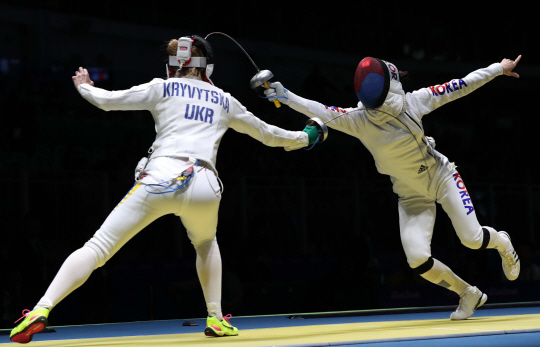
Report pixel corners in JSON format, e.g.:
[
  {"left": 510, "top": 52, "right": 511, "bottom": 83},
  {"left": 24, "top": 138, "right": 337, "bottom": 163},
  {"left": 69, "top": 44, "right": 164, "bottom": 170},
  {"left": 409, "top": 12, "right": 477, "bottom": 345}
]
[{"left": 2, "top": 313, "right": 539, "bottom": 347}]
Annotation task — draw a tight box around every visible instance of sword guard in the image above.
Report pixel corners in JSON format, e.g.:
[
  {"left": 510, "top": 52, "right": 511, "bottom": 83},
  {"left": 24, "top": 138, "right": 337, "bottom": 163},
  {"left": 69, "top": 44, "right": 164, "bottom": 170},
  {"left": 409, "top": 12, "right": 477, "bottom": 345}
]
[
  {"left": 306, "top": 117, "right": 328, "bottom": 142},
  {"left": 250, "top": 70, "right": 281, "bottom": 108}
]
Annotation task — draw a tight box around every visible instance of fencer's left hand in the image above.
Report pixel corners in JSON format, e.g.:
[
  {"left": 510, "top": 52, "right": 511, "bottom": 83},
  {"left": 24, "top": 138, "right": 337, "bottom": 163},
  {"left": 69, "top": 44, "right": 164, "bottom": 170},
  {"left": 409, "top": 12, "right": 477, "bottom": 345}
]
[
  {"left": 72, "top": 67, "right": 95, "bottom": 89},
  {"left": 500, "top": 55, "right": 521, "bottom": 78}
]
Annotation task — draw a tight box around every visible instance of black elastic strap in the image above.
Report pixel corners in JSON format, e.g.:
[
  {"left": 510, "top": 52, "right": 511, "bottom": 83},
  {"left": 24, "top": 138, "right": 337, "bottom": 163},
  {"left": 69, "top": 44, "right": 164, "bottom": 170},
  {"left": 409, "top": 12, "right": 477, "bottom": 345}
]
[
  {"left": 412, "top": 256, "right": 434, "bottom": 275},
  {"left": 479, "top": 227, "right": 491, "bottom": 250}
]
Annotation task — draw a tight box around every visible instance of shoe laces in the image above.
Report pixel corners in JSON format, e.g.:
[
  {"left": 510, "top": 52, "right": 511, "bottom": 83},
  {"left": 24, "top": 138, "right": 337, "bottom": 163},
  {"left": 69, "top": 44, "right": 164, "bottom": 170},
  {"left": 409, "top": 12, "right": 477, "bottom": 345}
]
[
  {"left": 222, "top": 314, "right": 233, "bottom": 326},
  {"left": 14, "top": 309, "right": 31, "bottom": 324},
  {"left": 457, "top": 297, "right": 468, "bottom": 312},
  {"left": 457, "top": 288, "right": 476, "bottom": 311},
  {"left": 502, "top": 250, "right": 517, "bottom": 267}
]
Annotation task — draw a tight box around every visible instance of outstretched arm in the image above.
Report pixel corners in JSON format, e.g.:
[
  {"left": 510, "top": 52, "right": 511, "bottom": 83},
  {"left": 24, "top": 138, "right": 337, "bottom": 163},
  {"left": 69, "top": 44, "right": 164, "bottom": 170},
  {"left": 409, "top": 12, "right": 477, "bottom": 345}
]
[
  {"left": 407, "top": 55, "right": 522, "bottom": 118},
  {"left": 228, "top": 97, "right": 310, "bottom": 151},
  {"left": 73, "top": 66, "right": 160, "bottom": 111},
  {"left": 264, "top": 82, "right": 363, "bottom": 137}
]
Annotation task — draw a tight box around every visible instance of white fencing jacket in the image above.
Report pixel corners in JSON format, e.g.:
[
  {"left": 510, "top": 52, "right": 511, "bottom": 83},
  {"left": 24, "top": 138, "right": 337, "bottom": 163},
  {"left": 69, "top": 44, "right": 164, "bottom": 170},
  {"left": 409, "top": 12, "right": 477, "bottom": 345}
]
[
  {"left": 78, "top": 77, "right": 309, "bottom": 176},
  {"left": 284, "top": 63, "right": 504, "bottom": 197}
]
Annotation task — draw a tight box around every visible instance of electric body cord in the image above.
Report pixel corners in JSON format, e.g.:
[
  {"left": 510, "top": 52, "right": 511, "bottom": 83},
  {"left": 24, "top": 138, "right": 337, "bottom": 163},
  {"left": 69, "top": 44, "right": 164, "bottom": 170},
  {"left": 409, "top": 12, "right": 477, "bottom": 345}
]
[{"left": 145, "top": 160, "right": 201, "bottom": 194}]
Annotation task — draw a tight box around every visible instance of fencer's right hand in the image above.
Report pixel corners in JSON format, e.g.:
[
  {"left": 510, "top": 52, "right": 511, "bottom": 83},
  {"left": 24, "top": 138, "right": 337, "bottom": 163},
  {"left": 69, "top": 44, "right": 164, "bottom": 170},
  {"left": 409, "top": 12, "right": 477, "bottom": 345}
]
[
  {"left": 500, "top": 55, "right": 521, "bottom": 78},
  {"left": 302, "top": 124, "right": 319, "bottom": 145},
  {"left": 264, "top": 82, "right": 290, "bottom": 105}
]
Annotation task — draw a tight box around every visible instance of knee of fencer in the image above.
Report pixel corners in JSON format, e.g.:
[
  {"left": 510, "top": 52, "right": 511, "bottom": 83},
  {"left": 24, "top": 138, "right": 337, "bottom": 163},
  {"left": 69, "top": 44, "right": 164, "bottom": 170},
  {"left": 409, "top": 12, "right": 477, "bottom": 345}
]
[
  {"left": 458, "top": 227, "right": 484, "bottom": 249},
  {"left": 192, "top": 236, "right": 217, "bottom": 250},
  {"left": 411, "top": 256, "right": 435, "bottom": 275},
  {"left": 84, "top": 236, "right": 113, "bottom": 268},
  {"left": 406, "top": 252, "right": 433, "bottom": 270}
]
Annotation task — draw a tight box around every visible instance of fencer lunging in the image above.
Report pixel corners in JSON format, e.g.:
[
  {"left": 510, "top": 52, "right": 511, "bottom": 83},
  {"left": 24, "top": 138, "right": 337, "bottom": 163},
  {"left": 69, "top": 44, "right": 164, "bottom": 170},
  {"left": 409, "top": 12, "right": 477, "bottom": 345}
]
[
  {"left": 265, "top": 55, "right": 522, "bottom": 320},
  {"left": 9, "top": 35, "right": 317, "bottom": 344}
]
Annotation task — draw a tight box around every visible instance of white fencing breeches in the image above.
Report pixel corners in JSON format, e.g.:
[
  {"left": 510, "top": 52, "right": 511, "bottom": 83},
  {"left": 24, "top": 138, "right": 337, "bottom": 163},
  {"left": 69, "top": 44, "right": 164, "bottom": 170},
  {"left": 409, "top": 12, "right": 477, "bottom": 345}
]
[
  {"left": 85, "top": 168, "right": 222, "bottom": 265},
  {"left": 36, "top": 159, "right": 223, "bottom": 316},
  {"left": 397, "top": 164, "right": 486, "bottom": 269}
]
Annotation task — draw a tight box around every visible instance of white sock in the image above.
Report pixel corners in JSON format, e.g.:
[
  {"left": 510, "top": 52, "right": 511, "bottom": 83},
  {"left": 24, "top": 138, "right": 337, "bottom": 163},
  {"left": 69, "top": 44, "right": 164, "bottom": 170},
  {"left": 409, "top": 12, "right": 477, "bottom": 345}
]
[
  {"left": 420, "top": 258, "right": 470, "bottom": 296},
  {"left": 34, "top": 247, "right": 98, "bottom": 311},
  {"left": 207, "top": 302, "right": 223, "bottom": 321},
  {"left": 484, "top": 226, "right": 511, "bottom": 251},
  {"left": 194, "top": 239, "right": 223, "bottom": 320}
]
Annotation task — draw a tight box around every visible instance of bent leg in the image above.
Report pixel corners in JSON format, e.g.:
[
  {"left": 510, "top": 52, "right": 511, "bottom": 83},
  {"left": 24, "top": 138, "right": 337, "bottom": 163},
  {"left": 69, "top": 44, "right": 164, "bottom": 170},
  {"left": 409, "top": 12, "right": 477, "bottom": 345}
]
[
  {"left": 414, "top": 257, "right": 470, "bottom": 295},
  {"left": 437, "top": 170, "right": 520, "bottom": 280},
  {"left": 399, "top": 196, "right": 469, "bottom": 295},
  {"left": 35, "top": 184, "right": 163, "bottom": 310},
  {"left": 437, "top": 171, "right": 507, "bottom": 250},
  {"left": 398, "top": 196, "right": 436, "bottom": 269}
]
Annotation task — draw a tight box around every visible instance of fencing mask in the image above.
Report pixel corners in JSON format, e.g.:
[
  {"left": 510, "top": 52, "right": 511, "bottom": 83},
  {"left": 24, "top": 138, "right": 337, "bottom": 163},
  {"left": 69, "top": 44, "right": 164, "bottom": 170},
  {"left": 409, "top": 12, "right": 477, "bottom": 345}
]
[{"left": 354, "top": 57, "right": 400, "bottom": 108}]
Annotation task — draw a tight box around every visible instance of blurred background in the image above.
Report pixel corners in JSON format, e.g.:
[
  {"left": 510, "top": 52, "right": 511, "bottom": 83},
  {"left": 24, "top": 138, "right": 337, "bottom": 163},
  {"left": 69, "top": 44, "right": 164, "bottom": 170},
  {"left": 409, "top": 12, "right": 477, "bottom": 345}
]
[{"left": 1, "top": 1, "right": 539, "bottom": 329}]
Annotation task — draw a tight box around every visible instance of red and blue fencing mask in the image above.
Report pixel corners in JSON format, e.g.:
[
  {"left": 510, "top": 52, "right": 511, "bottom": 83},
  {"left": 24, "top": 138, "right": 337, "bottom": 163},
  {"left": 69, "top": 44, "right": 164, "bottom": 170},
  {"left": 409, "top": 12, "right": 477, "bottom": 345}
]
[{"left": 354, "top": 57, "right": 400, "bottom": 108}]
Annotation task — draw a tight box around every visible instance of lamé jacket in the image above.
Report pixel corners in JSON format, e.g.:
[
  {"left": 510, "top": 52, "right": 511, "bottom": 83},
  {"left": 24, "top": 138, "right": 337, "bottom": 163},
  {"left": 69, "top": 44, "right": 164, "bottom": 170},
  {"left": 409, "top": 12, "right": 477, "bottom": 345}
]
[
  {"left": 284, "top": 63, "right": 504, "bottom": 198},
  {"left": 77, "top": 76, "right": 309, "bottom": 177}
]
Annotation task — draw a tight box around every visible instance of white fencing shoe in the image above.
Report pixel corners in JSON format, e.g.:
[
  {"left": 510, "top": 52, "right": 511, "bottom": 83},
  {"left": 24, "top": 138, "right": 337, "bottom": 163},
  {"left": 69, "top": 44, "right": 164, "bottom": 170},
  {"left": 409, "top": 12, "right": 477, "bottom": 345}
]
[
  {"left": 497, "top": 231, "right": 520, "bottom": 281},
  {"left": 450, "top": 286, "right": 487, "bottom": 320}
]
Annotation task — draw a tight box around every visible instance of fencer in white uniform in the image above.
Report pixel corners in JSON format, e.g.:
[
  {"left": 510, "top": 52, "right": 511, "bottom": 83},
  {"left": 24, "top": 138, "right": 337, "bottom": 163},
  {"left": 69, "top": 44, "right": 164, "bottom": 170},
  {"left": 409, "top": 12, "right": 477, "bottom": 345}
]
[
  {"left": 10, "top": 35, "right": 314, "bottom": 343},
  {"left": 265, "top": 56, "right": 522, "bottom": 320}
]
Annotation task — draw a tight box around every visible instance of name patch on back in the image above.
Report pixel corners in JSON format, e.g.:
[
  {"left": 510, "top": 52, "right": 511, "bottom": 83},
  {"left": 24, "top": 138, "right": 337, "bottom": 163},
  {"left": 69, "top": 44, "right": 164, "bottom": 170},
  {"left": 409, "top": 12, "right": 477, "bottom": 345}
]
[
  {"left": 184, "top": 104, "right": 214, "bottom": 124},
  {"left": 163, "top": 82, "right": 229, "bottom": 113}
]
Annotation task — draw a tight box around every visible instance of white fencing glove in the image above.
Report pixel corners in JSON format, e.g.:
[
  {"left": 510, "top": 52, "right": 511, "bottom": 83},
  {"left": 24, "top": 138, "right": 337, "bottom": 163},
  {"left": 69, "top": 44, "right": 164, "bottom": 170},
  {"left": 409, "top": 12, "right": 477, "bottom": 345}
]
[{"left": 263, "top": 82, "right": 290, "bottom": 105}]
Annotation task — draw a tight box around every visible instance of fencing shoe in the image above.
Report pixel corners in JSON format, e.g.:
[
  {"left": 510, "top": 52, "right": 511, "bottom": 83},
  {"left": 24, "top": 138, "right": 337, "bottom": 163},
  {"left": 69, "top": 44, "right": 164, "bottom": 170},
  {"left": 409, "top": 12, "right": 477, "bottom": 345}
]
[
  {"left": 10, "top": 307, "right": 49, "bottom": 343},
  {"left": 450, "top": 286, "right": 487, "bottom": 320},
  {"left": 204, "top": 314, "right": 239, "bottom": 337},
  {"left": 497, "top": 231, "right": 520, "bottom": 281}
]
